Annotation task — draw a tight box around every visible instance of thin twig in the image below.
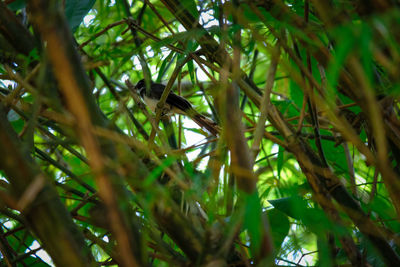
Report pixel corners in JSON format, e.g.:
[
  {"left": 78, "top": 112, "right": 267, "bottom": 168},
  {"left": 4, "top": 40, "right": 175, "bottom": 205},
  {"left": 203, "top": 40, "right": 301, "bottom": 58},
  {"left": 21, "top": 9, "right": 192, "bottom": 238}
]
[{"left": 251, "top": 43, "right": 280, "bottom": 158}]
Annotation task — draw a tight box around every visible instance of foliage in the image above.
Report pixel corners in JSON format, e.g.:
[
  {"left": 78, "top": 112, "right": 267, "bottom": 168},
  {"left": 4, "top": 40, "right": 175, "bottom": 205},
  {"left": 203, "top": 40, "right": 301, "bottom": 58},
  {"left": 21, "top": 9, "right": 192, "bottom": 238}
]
[{"left": 0, "top": 0, "right": 400, "bottom": 266}]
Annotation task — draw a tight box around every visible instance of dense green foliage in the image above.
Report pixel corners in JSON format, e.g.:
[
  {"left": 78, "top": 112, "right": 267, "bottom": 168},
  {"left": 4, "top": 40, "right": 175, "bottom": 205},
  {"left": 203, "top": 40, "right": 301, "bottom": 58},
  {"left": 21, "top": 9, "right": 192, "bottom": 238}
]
[{"left": 1, "top": 0, "right": 400, "bottom": 266}]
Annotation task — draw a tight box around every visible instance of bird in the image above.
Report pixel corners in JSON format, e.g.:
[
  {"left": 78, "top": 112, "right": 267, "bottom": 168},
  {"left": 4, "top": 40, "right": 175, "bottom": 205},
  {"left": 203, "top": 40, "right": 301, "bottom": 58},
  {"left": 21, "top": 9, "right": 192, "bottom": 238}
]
[{"left": 134, "top": 79, "right": 220, "bottom": 136}]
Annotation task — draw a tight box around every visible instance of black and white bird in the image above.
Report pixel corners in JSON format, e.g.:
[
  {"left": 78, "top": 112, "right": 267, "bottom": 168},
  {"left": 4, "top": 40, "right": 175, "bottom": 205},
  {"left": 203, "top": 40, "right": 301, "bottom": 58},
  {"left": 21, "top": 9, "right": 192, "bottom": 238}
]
[{"left": 135, "top": 79, "right": 219, "bottom": 136}]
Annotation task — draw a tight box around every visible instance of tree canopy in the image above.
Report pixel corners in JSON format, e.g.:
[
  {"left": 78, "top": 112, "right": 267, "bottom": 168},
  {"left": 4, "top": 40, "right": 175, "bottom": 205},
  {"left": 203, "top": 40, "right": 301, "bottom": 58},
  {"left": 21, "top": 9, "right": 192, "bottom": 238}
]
[{"left": 1, "top": 0, "right": 400, "bottom": 266}]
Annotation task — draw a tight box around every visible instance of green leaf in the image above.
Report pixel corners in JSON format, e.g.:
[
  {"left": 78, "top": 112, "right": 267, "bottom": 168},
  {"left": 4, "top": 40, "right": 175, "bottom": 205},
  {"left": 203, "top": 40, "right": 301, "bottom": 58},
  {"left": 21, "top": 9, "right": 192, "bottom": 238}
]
[
  {"left": 6, "top": 226, "right": 35, "bottom": 254},
  {"left": 7, "top": 0, "right": 26, "bottom": 10},
  {"left": 187, "top": 60, "right": 196, "bottom": 84},
  {"left": 277, "top": 145, "right": 284, "bottom": 179},
  {"left": 315, "top": 136, "right": 349, "bottom": 176},
  {"left": 326, "top": 26, "right": 357, "bottom": 102},
  {"left": 269, "top": 196, "right": 305, "bottom": 221},
  {"left": 181, "top": 0, "right": 199, "bottom": 21},
  {"left": 23, "top": 256, "right": 51, "bottom": 266},
  {"left": 65, "top": 0, "right": 97, "bottom": 32},
  {"left": 144, "top": 157, "right": 176, "bottom": 187},
  {"left": 156, "top": 51, "right": 176, "bottom": 83},
  {"left": 289, "top": 78, "right": 304, "bottom": 109},
  {"left": 266, "top": 208, "right": 290, "bottom": 252},
  {"left": 360, "top": 22, "right": 373, "bottom": 85},
  {"left": 243, "top": 192, "right": 263, "bottom": 255},
  {"left": 269, "top": 196, "right": 335, "bottom": 234},
  {"left": 367, "top": 195, "right": 400, "bottom": 232}
]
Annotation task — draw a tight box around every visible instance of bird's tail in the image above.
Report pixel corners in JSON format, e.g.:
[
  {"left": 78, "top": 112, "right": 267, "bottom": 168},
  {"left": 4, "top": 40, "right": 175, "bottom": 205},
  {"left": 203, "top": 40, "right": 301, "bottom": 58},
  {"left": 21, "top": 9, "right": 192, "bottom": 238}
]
[{"left": 192, "top": 113, "right": 220, "bottom": 136}]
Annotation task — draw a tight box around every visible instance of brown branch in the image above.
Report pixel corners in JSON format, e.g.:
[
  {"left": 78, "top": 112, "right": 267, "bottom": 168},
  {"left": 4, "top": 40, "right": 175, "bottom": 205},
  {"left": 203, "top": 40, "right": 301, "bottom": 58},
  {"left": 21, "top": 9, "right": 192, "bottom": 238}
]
[
  {"left": 0, "top": 2, "right": 36, "bottom": 56},
  {"left": 0, "top": 104, "right": 96, "bottom": 266},
  {"left": 27, "top": 1, "right": 143, "bottom": 265},
  {"left": 251, "top": 44, "right": 280, "bottom": 158}
]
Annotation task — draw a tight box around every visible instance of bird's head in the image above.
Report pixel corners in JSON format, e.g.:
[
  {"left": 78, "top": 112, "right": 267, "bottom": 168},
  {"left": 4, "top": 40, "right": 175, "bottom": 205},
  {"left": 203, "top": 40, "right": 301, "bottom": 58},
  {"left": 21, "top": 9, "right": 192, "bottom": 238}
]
[{"left": 135, "top": 79, "right": 152, "bottom": 91}]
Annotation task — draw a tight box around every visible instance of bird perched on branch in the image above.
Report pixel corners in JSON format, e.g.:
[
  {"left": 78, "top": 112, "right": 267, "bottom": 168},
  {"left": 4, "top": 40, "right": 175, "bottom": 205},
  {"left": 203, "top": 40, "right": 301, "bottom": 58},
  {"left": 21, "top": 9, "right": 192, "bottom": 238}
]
[{"left": 134, "top": 79, "right": 220, "bottom": 136}]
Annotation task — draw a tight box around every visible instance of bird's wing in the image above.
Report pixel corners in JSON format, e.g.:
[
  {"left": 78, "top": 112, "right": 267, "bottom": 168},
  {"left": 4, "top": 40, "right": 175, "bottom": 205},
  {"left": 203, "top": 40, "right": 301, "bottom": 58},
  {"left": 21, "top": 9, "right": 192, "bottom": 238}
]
[
  {"left": 165, "top": 93, "right": 192, "bottom": 112},
  {"left": 143, "top": 83, "right": 192, "bottom": 114},
  {"left": 148, "top": 84, "right": 192, "bottom": 111}
]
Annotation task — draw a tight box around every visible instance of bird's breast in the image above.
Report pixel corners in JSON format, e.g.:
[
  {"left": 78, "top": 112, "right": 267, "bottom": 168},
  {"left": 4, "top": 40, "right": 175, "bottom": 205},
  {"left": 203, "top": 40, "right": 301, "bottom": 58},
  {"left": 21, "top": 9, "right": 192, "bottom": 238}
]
[{"left": 143, "top": 95, "right": 173, "bottom": 114}]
